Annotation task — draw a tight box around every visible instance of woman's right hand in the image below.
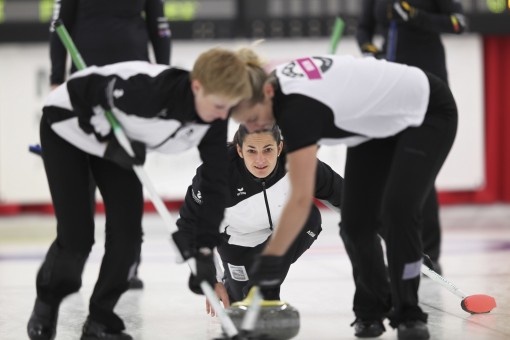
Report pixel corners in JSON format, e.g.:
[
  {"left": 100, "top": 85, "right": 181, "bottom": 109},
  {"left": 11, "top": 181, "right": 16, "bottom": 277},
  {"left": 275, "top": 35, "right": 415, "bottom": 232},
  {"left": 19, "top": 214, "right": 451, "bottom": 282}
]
[{"left": 206, "top": 282, "right": 230, "bottom": 316}]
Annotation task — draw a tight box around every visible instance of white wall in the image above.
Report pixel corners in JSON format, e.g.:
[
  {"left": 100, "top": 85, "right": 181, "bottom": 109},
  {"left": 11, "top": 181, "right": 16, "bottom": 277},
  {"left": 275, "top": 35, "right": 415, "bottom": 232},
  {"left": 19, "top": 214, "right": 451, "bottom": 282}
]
[{"left": 0, "top": 35, "right": 484, "bottom": 203}]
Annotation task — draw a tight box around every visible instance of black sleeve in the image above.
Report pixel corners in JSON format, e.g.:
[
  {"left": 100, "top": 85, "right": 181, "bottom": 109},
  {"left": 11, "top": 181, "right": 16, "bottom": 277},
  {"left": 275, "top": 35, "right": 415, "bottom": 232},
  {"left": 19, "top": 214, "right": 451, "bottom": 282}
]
[
  {"left": 277, "top": 94, "right": 327, "bottom": 153},
  {"left": 314, "top": 159, "right": 343, "bottom": 209},
  {"left": 175, "top": 165, "right": 205, "bottom": 241},
  {"left": 409, "top": 0, "right": 466, "bottom": 34},
  {"left": 193, "top": 119, "right": 229, "bottom": 248},
  {"left": 67, "top": 67, "right": 169, "bottom": 138},
  {"left": 49, "top": 0, "right": 78, "bottom": 85},
  {"left": 356, "top": 0, "right": 377, "bottom": 50},
  {"left": 145, "top": 0, "right": 172, "bottom": 65},
  {"left": 66, "top": 72, "right": 113, "bottom": 139}
]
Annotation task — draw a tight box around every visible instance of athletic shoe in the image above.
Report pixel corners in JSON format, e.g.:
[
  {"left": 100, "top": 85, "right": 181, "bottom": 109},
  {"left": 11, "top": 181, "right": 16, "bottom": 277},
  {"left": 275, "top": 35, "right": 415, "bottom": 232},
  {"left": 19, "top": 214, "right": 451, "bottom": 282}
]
[
  {"left": 128, "top": 276, "right": 144, "bottom": 290},
  {"left": 27, "top": 298, "right": 59, "bottom": 340},
  {"left": 351, "top": 318, "right": 385, "bottom": 338},
  {"left": 81, "top": 317, "right": 133, "bottom": 340},
  {"left": 397, "top": 320, "right": 430, "bottom": 340}
]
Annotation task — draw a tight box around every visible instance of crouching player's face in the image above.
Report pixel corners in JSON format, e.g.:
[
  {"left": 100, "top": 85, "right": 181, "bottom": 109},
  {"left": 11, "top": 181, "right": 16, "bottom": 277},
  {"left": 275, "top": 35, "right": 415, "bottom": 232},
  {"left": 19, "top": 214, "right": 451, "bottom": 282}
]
[{"left": 237, "top": 132, "right": 283, "bottom": 179}]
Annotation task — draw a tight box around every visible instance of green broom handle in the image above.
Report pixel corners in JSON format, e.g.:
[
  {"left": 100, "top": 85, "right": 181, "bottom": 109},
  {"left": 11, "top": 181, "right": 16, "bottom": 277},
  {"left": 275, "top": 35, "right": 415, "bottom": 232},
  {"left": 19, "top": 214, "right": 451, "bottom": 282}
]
[
  {"left": 329, "top": 16, "right": 345, "bottom": 54},
  {"left": 54, "top": 20, "right": 131, "bottom": 151}
]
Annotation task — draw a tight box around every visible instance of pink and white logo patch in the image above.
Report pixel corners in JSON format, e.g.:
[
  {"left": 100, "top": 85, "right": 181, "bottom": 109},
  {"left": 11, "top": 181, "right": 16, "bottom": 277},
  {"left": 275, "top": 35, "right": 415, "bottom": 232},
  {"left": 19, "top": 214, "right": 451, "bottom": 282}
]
[
  {"left": 296, "top": 58, "right": 322, "bottom": 79},
  {"left": 281, "top": 56, "right": 333, "bottom": 79}
]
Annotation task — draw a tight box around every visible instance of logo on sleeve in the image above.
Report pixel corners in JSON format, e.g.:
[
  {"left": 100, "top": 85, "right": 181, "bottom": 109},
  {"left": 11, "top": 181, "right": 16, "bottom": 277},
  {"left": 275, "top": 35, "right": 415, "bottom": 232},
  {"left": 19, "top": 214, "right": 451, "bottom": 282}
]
[
  {"left": 192, "top": 189, "right": 202, "bottom": 204},
  {"left": 113, "top": 88, "right": 124, "bottom": 98},
  {"left": 281, "top": 56, "right": 332, "bottom": 79}
]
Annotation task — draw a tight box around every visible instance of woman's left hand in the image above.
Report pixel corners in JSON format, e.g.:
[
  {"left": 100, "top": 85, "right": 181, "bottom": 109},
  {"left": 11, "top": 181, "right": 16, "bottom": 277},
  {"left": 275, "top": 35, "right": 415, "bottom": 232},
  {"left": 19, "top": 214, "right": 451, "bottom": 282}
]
[{"left": 206, "top": 282, "right": 230, "bottom": 316}]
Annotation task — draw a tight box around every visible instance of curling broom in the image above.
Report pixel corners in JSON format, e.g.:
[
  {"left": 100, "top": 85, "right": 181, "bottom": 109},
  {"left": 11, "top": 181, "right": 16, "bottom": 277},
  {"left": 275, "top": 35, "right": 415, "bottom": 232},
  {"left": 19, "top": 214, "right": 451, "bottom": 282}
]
[{"left": 421, "top": 254, "right": 496, "bottom": 314}]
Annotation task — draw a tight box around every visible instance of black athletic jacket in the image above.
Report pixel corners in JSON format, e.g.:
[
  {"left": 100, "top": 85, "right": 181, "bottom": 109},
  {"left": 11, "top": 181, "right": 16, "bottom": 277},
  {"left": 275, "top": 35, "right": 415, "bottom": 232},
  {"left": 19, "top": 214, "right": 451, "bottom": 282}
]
[
  {"left": 43, "top": 62, "right": 228, "bottom": 248},
  {"left": 356, "top": 0, "right": 465, "bottom": 82},
  {"left": 49, "top": 0, "right": 171, "bottom": 85},
  {"left": 177, "top": 145, "right": 343, "bottom": 247}
]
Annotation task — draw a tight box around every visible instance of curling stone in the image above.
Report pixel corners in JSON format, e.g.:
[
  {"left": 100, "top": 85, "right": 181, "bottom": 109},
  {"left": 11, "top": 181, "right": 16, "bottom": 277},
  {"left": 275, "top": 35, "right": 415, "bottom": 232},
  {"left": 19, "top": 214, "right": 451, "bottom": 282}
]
[{"left": 224, "top": 299, "right": 300, "bottom": 340}]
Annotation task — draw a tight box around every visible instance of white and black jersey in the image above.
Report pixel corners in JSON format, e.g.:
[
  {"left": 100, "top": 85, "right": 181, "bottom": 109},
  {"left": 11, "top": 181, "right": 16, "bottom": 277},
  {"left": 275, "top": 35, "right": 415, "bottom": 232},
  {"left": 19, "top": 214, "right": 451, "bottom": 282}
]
[
  {"left": 44, "top": 61, "right": 222, "bottom": 156},
  {"left": 177, "top": 146, "right": 343, "bottom": 247},
  {"left": 42, "top": 61, "right": 229, "bottom": 247},
  {"left": 272, "top": 55, "right": 430, "bottom": 152}
]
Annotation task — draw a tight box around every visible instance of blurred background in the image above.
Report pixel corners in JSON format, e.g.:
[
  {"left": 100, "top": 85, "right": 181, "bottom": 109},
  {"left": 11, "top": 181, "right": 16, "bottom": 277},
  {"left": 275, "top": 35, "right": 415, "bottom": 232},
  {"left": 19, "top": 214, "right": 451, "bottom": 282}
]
[{"left": 0, "top": 0, "right": 509, "bottom": 213}]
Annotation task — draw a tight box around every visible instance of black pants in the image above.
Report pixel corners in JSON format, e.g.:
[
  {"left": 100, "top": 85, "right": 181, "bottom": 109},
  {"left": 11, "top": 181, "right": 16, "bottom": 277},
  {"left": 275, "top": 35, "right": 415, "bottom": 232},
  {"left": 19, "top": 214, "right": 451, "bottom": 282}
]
[
  {"left": 87, "top": 170, "right": 144, "bottom": 279},
  {"left": 422, "top": 188, "right": 441, "bottom": 262},
  {"left": 36, "top": 115, "right": 143, "bottom": 331},
  {"left": 340, "top": 72, "right": 458, "bottom": 325},
  {"left": 218, "top": 205, "right": 322, "bottom": 302}
]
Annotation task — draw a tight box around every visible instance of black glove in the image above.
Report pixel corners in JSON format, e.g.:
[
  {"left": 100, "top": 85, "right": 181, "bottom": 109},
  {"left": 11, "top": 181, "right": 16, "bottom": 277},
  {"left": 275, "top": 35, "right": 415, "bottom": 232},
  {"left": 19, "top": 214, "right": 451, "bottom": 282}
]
[
  {"left": 188, "top": 247, "right": 216, "bottom": 295},
  {"left": 103, "top": 137, "right": 146, "bottom": 169},
  {"left": 171, "top": 231, "right": 216, "bottom": 295},
  {"left": 172, "top": 230, "right": 194, "bottom": 260},
  {"left": 392, "top": 1, "right": 417, "bottom": 22},
  {"left": 360, "top": 43, "right": 385, "bottom": 59},
  {"left": 249, "top": 255, "right": 286, "bottom": 291}
]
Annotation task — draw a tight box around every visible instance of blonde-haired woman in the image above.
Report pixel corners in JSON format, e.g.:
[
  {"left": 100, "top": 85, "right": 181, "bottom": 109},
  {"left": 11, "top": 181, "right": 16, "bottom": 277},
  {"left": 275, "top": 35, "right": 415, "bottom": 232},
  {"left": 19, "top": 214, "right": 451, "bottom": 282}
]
[
  {"left": 27, "top": 48, "right": 251, "bottom": 340},
  {"left": 230, "top": 51, "right": 457, "bottom": 340}
]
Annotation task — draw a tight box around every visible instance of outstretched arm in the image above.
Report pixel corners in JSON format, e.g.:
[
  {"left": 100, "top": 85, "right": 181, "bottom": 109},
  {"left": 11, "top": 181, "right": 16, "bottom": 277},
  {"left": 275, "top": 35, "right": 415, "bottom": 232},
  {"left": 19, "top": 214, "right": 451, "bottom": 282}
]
[{"left": 314, "top": 159, "right": 343, "bottom": 210}]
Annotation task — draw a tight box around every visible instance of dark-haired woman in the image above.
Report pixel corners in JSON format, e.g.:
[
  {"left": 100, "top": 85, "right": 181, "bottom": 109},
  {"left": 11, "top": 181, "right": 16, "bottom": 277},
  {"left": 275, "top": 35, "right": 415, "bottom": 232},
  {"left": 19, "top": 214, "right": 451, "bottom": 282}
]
[{"left": 176, "top": 124, "right": 343, "bottom": 313}]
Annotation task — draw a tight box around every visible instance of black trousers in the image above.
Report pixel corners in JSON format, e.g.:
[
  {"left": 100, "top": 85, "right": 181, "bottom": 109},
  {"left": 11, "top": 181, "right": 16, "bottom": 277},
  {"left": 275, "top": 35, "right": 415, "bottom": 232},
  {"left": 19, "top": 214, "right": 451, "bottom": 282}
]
[
  {"left": 218, "top": 206, "right": 322, "bottom": 302},
  {"left": 422, "top": 187, "right": 441, "bottom": 262},
  {"left": 87, "top": 164, "right": 144, "bottom": 278},
  {"left": 340, "top": 72, "right": 458, "bottom": 325},
  {"left": 36, "top": 115, "right": 143, "bottom": 331}
]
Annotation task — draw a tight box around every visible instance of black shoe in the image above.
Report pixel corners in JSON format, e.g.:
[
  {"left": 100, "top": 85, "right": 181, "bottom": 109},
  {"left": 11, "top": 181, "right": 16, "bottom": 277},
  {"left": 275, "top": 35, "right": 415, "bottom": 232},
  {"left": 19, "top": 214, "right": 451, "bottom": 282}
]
[
  {"left": 128, "top": 276, "right": 144, "bottom": 290},
  {"left": 81, "top": 317, "right": 133, "bottom": 340},
  {"left": 351, "top": 318, "right": 385, "bottom": 338},
  {"left": 27, "top": 298, "right": 59, "bottom": 340},
  {"left": 397, "top": 320, "right": 430, "bottom": 340}
]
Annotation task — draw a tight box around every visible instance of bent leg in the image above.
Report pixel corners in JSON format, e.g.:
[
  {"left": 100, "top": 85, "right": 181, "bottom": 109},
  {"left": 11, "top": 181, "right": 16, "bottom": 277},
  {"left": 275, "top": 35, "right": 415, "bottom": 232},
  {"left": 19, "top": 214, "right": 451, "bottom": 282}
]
[
  {"left": 37, "top": 117, "right": 95, "bottom": 306},
  {"left": 384, "top": 95, "right": 457, "bottom": 325},
  {"left": 88, "top": 157, "right": 143, "bottom": 331},
  {"left": 218, "top": 241, "right": 266, "bottom": 302},
  {"left": 341, "top": 138, "right": 394, "bottom": 320},
  {"left": 28, "top": 115, "right": 95, "bottom": 340}
]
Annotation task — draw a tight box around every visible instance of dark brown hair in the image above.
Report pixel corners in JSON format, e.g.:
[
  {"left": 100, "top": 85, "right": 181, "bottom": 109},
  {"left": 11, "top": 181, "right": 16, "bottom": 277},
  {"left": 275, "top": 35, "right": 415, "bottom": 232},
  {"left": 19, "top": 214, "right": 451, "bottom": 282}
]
[{"left": 233, "top": 124, "right": 282, "bottom": 147}]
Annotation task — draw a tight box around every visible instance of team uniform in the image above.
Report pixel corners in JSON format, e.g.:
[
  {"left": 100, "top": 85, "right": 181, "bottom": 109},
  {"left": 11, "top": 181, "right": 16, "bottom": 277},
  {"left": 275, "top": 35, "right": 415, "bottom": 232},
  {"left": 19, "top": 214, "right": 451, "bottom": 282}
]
[
  {"left": 35, "top": 62, "right": 228, "bottom": 333},
  {"left": 270, "top": 55, "right": 457, "bottom": 326},
  {"left": 177, "top": 146, "right": 343, "bottom": 302},
  {"left": 50, "top": 0, "right": 171, "bottom": 85},
  {"left": 356, "top": 0, "right": 466, "bottom": 270},
  {"left": 49, "top": 0, "right": 172, "bottom": 291}
]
